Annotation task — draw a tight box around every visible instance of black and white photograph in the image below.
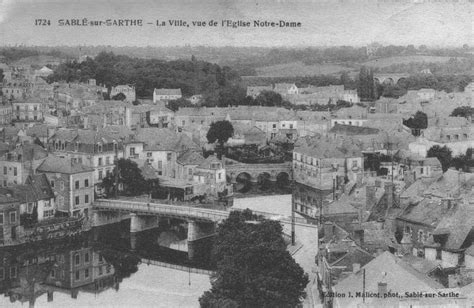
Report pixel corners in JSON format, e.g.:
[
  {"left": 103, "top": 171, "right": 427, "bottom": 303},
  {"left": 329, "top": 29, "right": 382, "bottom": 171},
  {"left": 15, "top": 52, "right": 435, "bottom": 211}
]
[{"left": 0, "top": 0, "right": 472, "bottom": 307}]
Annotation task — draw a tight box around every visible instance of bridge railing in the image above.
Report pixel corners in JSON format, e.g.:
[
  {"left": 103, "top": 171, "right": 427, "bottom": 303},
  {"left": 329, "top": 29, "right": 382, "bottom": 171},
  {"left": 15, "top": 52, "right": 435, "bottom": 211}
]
[
  {"left": 231, "top": 208, "right": 318, "bottom": 226},
  {"left": 94, "top": 199, "right": 229, "bottom": 222}
]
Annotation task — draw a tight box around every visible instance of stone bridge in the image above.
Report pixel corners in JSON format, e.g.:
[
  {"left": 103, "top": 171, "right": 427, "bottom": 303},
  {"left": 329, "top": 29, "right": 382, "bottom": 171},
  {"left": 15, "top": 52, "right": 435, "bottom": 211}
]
[
  {"left": 374, "top": 73, "right": 409, "bottom": 85},
  {"left": 225, "top": 161, "right": 292, "bottom": 183}
]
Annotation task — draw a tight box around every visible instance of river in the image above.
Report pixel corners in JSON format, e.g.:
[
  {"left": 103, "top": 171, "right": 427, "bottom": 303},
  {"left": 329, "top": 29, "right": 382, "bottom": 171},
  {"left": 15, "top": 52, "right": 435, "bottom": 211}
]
[{"left": 0, "top": 221, "right": 211, "bottom": 308}]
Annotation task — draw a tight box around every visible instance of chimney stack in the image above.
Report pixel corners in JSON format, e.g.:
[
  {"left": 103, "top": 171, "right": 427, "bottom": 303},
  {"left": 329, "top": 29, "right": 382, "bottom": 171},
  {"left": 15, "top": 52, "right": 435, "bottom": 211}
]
[
  {"left": 366, "top": 185, "right": 376, "bottom": 210},
  {"left": 378, "top": 282, "right": 387, "bottom": 296},
  {"left": 353, "top": 263, "right": 361, "bottom": 273}
]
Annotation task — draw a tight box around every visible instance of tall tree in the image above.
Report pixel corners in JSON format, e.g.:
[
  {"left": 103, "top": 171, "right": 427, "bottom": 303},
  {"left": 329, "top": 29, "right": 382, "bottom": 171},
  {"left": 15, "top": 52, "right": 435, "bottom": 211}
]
[
  {"left": 427, "top": 145, "right": 452, "bottom": 172},
  {"left": 199, "top": 210, "right": 308, "bottom": 308},
  {"left": 207, "top": 120, "right": 234, "bottom": 158}
]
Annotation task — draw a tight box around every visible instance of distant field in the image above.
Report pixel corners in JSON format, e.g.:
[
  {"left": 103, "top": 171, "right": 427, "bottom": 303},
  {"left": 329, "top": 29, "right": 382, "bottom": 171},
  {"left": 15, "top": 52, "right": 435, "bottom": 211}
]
[
  {"left": 362, "top": 55, "right": 460, "bottom": 68},
  {"left": 256, "top": 61, "right": 353, "bottom": 77}
]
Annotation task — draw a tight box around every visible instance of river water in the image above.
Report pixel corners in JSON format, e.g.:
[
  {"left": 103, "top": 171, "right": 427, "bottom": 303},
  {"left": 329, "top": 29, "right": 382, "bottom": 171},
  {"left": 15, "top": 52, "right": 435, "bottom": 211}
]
[{"left": 0, "top": 221, "right": 211, "bottom": 308}]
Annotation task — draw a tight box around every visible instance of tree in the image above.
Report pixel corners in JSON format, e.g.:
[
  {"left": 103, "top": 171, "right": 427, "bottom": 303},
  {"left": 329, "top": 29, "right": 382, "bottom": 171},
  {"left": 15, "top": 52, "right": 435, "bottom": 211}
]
[
  {"left": 403, "top": 111, "right": 428, "bottom": 135},
  {"left": 111, "top": 92, "right": 126, "bottom": 101},
  {"left": 427, "top": 145, "right": 452, "bottom": 172},
  {"left": 254, "top": 90, "right": 283, "bottom": 107},
  {"left": 199, "top": 210, "right": 308, "bottom": 307},
  {"left": 207, "top": 121, "right": 234, "bottom": 158},
  {"left": 105, "top": 159, "right": 147, "bottom": 196},
  {"left": 357, "top": 66, "right": 375, "bottom": 101},
  {"left": 451, "top": 106, "right": 474, "bottom": 119}
]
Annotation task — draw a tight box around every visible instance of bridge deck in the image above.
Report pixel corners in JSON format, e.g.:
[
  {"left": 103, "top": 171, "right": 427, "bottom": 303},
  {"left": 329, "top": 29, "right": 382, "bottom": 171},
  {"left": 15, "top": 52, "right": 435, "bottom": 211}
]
[
  {"left": 94, "top": 199, "right": 318, "bottom": 228},
  {"left": 94, "top": 199, "right": 228, "bottom": 222}
]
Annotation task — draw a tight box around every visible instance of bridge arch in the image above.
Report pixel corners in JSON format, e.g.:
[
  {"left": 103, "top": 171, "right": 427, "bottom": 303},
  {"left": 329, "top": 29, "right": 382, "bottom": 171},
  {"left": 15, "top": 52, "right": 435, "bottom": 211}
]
[
  {"left": 235, "top": 172, "right": 252, "bottom": 193},
  {"left": 383, "top": 77, "right": 394, "bottom": 85},
  {"left": 396, "top": 77, "right": 407, "bottom": 86},
  {"left": 276, "top": 172, "right": 290, "bottom": 188}
]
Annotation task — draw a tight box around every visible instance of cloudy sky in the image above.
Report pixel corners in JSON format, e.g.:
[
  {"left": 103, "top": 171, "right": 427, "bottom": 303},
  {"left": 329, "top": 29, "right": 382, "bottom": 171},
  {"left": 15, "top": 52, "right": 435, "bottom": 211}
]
[{"left": 0, "top": 0, "right": 472, "bottom": 47}]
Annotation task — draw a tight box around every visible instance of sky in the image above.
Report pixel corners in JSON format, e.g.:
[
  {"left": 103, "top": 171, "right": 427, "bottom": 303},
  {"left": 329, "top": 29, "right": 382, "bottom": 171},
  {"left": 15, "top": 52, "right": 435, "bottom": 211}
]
[{"left": 0, "top": 0, "right": 472, "bottom": 47}]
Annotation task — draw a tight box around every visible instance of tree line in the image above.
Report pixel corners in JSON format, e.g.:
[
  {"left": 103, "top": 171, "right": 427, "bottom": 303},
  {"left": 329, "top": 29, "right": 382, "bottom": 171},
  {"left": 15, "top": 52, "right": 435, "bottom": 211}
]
[{"left": 47, "top": 52, "right": 241, "bottom": 99}]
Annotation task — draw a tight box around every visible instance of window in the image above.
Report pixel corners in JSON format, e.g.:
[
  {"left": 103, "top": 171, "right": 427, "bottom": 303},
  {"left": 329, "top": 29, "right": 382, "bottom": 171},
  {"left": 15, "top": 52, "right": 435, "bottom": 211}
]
[
  {"left": 188, "top": 168, "right": 193, "bottom": 175},
  {"left": 85, "top": 195, "right": 89, "bottom": 204},
  {"left": 9, "top": 212, "right": 16, "bottom": 224},
  {"left": 3, "top": 167, "right": 6, "bottom": 175},
  {"left": 98, "top": 171, "right": 103, "bottom": 180},
  {"left": 352, "top": 160, "right": 358, "bottom": 168},
  {"left": 99, "top": 266, "right": 103, "bottom": 276},
  {"left": 75, "top": 270, "right": 80, "bottom": 281},
  {"left": 50, "top": 269, "right": 56, "bottom": 278},
  {"left": 85, "top": 252, "right": 89, "bottom": 263},
  {"left": 75, "top": 253, "right": 80, "bottom": 265},
  {"left": 130, "top": 147, "right": 135, "bottom": 156},
  {"left": 272, "top": 124, "right": 277, "bottom": 129},
  {"left": 418, "top": 230, "right": 424, "bottom": 242},
  {"left": 99, "top": 255, "right": 103, "bottom": 262},
  {"left": 57, "top": 196, "right": 64, "bottom": 207},
  {"left": 158, "top": 161, "right": 162, "bottom": 169},
  {"left": 84, "top": 179, "right": 89, "bottom": 187},
  {"left": 106, "top": 156, "right": 110, "bottom": 165},
  {"left": 147, "top": 152, "right": 152, "bottom": 157},
  {"left": 0, "top": 268, "right": 3, "bottom": 280},
  {"left": 84, "top": 268, "right": 89, "bottom": 279},
  {"left": 60, "top": 181, "right": 64, "bottom": 191},
  {"left": 27, "top": 203, "right": 33, "bottom": 213},
  {"left": 167, "top": 153, "right": 172, "bottom": 161},
  {"left": 13, "top": 167, "right": 17, "bottom": 176},
  {"left": 290, "top": 124, "right": 293, "bottom": 129},
  {"left": 98, "top": 144, "right": 102, "bottom": 152},
  {"left": 98, "top": 157, "right": 103, "bottom": 166},
  {"left": 0, "top": 213, "right": 3, "bottom": 225},
  {"left": 50, "top": 180, "right": 55, "bottom": 188},
  {"left": 75, "top": 196, "right": 80, "bottom": 205},
  {"left": 75, "top": 180, "right": 80, "bottom": 189},
  {"left": 218, "top": 173, "right": 221, "bottom": 180},
  {"left": 10, "top": 267, "right": 16, "bottom": 278}
]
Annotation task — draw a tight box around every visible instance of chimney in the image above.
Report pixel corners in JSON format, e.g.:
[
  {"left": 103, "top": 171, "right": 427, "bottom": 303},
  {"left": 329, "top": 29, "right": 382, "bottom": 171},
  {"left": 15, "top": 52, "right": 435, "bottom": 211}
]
[
  {"left": 366, "top": 185, "right": 376, "bottom": 210},
  {"left": 353, "top": 263, "right": 361, "bottom": 273},
  {"left": 323, "top": 222, "right": 334, "bottom": 240},
  {"left": 378, "top": 282, "right": 387, "bottom": 296},
  {"left": 47, "top": 291, "right": 53, "bottom": 302},
  {"left": 384, "top": 182, "right": 394, "bottom": 208}
]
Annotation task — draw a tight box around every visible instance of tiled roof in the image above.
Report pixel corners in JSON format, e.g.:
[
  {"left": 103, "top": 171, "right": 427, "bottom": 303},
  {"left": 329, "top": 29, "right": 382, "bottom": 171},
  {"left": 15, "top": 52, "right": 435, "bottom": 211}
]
[{"left": 37, "top": 156, "right": 93, "bottom": 174}]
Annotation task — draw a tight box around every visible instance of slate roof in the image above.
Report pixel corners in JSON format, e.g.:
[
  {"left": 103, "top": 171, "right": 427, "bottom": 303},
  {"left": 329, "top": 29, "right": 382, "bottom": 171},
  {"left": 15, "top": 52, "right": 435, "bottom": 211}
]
[
  {"left": 295, "top": 135, "right": 362, "bottom": 159},
  {"left": 399, "top": 198, "right": 453, "bottom": 228},
  {"left": 432, "top": 204, "right": 474, "bottom": 251},
  {"left": 197, "top": 155, "right": 222, "bottom": 169},
  {"left": 5, "top": 144, "right": 48, "bottom": 161},
  {"left": 37, "top": 156, "right": 94, "bottom": 174},
  {"left": 154, "top": 88, "right": 182, "bottom": 96},
  {"left": 26, "top": 174, "right": 55, "bottom": 201},
  {"left": 334, "top": 251, "right": 443, "bottom": 307},
  {"left": 136, "top": 128, "right": 198, "bottom": 152},
  {"left": 26, "top": 124, "right": 51, "bottom": 138},
  {"left": 329, "top": 124, "right": 380, "bottom": 136},
  {"left": 177, "top": 150, "right": 205, "bottom": 166}
]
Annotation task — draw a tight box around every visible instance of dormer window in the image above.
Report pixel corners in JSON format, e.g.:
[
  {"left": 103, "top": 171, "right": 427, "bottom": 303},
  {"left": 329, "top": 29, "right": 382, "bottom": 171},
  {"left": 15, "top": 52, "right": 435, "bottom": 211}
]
[{"left": 98, "top": 143, "right": 102, "bottom": 152}]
